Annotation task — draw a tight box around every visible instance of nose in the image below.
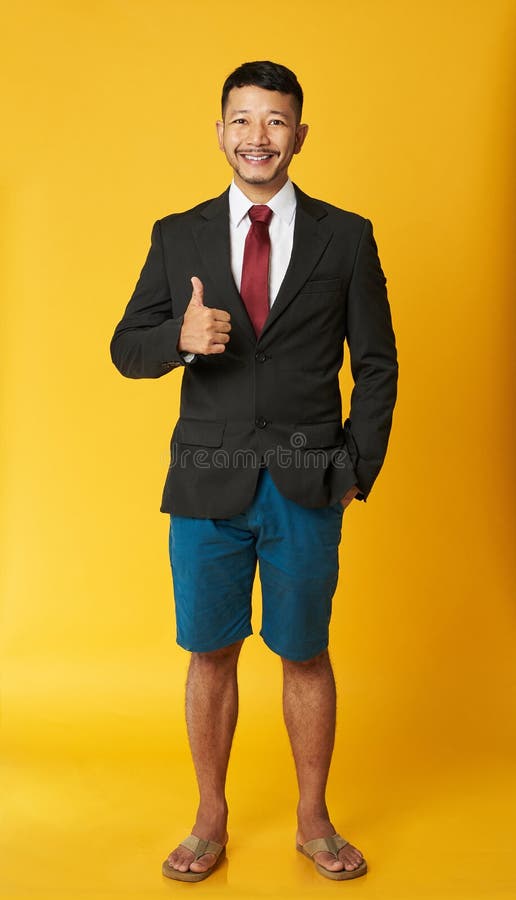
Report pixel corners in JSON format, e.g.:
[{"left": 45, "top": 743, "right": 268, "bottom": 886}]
[{"left": 246, "top": 121, "right": 270, "bottom": 146}]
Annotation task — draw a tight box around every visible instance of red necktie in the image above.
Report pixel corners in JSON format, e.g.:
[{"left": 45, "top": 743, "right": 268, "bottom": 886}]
[{"left": 240, "top": 205, "right": 273, "bottom": 337}]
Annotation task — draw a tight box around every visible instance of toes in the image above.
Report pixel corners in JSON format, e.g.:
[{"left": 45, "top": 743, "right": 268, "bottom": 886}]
[
  {"left": 341, "top": 860, "right": 359, "bottom": 870},
  {"left": 340, "top": 847, "right": 364, "bottom": 870},
  {"left": 189, "top": 852, "right": 216, "bottom": 873},
  {"left": 167, "top": 849, "right": 194, "bottom": 872},
  {"left": 315, "top": 848, "right": 364, "bottom": 872},
  {"left": 315, "top": 852, "right": 345, "bottom": 871},
  {"left": 174, "top": 858, "right": 192, "bottom": 872}
]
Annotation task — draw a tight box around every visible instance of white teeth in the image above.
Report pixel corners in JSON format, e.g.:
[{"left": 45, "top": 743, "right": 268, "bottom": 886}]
[{"left": 243, "top": 155, "right": 272, "bottom": 161}]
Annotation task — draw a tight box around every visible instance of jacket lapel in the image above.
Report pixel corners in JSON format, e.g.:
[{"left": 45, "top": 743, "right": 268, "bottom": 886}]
[
  {"left": 192, "top": 189, "right": 257, "bottom": 346},
  {"left": 259, "top": 184, "right": 333, "bottom": 341},
  {"left": 191, "top": 183, "right": 333, "bottom": 347}
]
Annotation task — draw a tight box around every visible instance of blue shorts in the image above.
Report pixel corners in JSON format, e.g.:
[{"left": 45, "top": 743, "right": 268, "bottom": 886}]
[{"left": 168, "top": 468, "right": 344, "bottom": 661}]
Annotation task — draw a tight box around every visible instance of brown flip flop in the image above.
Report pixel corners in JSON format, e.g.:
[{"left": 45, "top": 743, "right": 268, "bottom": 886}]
[
  {"left": 162, "top": 833, "right": 226, "bottom": 882},
  {"left": 297, "top": 833, "right": 367, "bottom": 880}
]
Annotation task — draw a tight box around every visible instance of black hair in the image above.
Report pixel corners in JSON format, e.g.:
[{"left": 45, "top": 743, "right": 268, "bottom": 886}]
[{"left": 221, "top": 60, "right": 303, "bottom": 122}]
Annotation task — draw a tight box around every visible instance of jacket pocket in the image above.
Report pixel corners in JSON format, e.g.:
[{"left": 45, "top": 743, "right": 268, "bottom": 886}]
[
  {"left": 175, "top": 418, "right": 226, "bottom": 447},
  {"left": 293, "top": 420, "right": 344, "bottom": 448},
  {"left": 299, "top": 278, "right": 342, "bottom": 294}
]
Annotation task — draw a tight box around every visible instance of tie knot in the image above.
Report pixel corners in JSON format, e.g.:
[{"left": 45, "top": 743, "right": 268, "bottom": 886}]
[{"left": 248, "top": 205, "right": 273, "bottom": 226}]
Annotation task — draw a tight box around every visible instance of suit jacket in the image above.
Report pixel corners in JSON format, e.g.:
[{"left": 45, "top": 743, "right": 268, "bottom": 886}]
[{"left": 110, "top": 184, "right": 399, "bottom": 517}]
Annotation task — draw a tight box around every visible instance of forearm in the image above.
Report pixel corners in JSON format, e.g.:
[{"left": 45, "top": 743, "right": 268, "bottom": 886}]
[
  {"left": 110, "top": 315, "right": 188, "bottom": 379},
  {"left": 345, "top": 218, "right": 399, "bottom": 499},
  {"left": 110, "top": 220, "right": 194, "bottom": 380}
]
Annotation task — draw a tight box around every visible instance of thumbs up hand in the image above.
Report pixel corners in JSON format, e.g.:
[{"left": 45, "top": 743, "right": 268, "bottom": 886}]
[
  {"left": 178, "top": 277, "right": 232, "bottom": 355},
  {"left": 189, "top": 276, "right": 205, "bottom": 307}
]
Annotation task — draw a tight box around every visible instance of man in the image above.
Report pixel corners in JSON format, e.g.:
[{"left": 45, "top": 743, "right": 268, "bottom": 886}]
[{"left": 110, "top": 61, "right": 398, "bottom": 883}]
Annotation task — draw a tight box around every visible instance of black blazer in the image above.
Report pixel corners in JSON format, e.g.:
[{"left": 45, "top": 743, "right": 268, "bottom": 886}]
[{"left": 110, "top": 184, "right": 398, "bottom": 517}]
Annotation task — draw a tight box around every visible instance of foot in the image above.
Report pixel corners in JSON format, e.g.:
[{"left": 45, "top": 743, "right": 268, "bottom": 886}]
[
  {"left": 297, "top": 815, "right": 365, "bottom": 873},
  {"left": 165, "top": 806, "right": 228, "bottom": 875}
]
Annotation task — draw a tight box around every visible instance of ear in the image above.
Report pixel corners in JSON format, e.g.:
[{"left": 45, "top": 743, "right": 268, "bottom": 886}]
[
  {"left": 294, "top": 123, "right": 309, "bottom": 155},
  {"left": 215, "top": 120, "right": 225, "bottom": 151}
]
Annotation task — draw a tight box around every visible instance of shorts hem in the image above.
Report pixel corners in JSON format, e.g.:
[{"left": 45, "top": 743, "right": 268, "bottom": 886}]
[
  {"left": 260, "top": 630, "right": 329, "bottom": 662},
  {"left": 176, "top": 627, "right": 253, "bottom": 654}
]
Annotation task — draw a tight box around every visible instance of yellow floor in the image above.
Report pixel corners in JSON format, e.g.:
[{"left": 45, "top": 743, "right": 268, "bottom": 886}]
[{"left": 2, "top": 692, "right": 515, "bottom": 899}]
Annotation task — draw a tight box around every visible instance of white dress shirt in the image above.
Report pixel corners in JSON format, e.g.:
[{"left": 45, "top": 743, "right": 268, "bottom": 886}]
[
  {"left": 228, "top": 177, "right": 297, "bottom": 304},
  {"left": 181, "top": 179, "right": 297, "bottom": 362}
]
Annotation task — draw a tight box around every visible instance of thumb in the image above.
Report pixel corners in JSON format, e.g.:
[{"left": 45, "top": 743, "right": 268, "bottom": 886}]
[{"left": 190, "top": 276, "right": 204, "bottom": 306}]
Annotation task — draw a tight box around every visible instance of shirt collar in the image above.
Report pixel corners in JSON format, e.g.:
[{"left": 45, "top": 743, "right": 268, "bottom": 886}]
[{"left": 229, "top": 178, "right": 297, "bottom": 227}]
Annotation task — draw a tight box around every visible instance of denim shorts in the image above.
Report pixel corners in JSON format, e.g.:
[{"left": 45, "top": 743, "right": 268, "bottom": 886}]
[{"left": 168, "top": 467, "right": 344, "bottom": 661}]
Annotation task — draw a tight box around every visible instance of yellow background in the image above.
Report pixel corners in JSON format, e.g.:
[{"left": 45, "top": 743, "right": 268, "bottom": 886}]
[{"left": 1, "top": 1, "right": 515, "bottom": 897}]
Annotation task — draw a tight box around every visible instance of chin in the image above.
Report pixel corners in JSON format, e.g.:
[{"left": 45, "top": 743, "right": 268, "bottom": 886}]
[
  {"left": 240, "top": 174, "right": 272, "bottom": 185},
  {"left": 236, "top": 167, "right": 281, "bottom": 186}
]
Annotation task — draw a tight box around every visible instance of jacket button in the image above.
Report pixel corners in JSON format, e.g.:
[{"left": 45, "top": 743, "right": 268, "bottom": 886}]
[
  {"left": 255, "top": 351, "right": 267, "bottom": 363},
  {"left": 255, "top": 417, "right": 268, "bottom": 429}
]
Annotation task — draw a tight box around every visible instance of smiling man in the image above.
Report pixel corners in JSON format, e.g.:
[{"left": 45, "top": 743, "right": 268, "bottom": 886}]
[
  {"left": 216, "top": 87, "right": 306, "bottom": 190},
  {"left": 110, "top": 61, "right": 398, "bottom": 884}
]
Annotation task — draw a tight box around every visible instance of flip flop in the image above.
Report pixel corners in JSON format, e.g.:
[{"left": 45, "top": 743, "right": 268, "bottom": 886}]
[
  {"left": 297, "top": 833, "right": 368, "bottom": 880},
  {"left": 162, "top": 833, "right": 227, "bottom": 882}
]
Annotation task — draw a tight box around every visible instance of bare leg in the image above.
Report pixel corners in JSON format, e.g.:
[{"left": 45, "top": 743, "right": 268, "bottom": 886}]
[
  {"left": 282, "top": 650, "right": 364, "bottom": 873},
  {"left": 165, "top": 640, "right": 243, "bottom": 874}
]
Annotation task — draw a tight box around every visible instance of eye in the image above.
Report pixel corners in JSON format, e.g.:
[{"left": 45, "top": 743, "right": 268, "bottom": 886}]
[
  {"left": 231, "top": 118, "right": 247, "bottom": 125},
  {"left": 269, "top": 119, "right": 285, "bottom": 126}
]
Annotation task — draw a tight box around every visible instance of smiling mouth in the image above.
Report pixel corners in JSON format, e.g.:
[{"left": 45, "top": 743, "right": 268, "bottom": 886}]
[{"left": 239, "top": 153, "right": 277, "bottom": 163}]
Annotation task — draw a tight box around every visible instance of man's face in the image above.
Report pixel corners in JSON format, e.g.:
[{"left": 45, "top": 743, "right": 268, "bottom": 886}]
[{"left": 216, "top": 85, "right": 308, "bottom": 195}]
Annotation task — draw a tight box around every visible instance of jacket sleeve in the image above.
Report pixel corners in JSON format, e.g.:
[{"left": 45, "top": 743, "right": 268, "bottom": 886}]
[
  {"left": 110, "top": 219, "right": 194, "bottom": 379},
  {"left": 344, "top": 218, "right": 399, "bottom": 501}
]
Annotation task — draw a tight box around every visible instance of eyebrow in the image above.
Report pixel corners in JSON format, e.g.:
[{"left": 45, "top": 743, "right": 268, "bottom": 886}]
[{"left": 230, "top": 109, "right": 290, "bottom": 116}]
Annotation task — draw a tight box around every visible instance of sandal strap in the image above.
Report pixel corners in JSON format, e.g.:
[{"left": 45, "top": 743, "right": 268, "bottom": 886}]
[
  {"left": 180, "top": 834, "right": 224, "bottom": 860},
  {"left": 302, "top": 834, "right": 348, "bottom": 858}
]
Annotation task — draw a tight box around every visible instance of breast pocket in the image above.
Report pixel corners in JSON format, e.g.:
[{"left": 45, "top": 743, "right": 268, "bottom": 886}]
[{"left": 299, "top": 278, "right": 343, "bottom": 295}]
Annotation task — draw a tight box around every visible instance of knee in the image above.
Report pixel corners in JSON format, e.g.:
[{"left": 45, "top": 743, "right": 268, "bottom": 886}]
[
  {"left": 281, "top": 648, "right": 330, "bottom": 671},
  {"left": 191, "top": 640, "right": 244, "bottom": 670}
]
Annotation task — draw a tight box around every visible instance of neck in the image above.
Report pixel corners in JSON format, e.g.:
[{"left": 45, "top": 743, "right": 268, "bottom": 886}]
[{"left": 233, "top": 173, "right": 288, "bottom": 204}]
